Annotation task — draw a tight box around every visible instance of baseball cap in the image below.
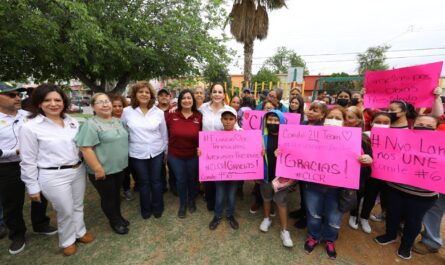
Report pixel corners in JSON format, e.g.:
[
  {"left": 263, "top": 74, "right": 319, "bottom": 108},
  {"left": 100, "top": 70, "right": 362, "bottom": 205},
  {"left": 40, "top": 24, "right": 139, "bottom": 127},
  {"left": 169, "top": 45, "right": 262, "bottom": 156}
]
[
  {"left": 157, "top": 88, "right": 170, "bottom": 96},
  {"left": 221, "top": 108, "right": 237, "bottom": 118},
  {"left": 0, "top": 82, "right": 26, "bottom": 93}
]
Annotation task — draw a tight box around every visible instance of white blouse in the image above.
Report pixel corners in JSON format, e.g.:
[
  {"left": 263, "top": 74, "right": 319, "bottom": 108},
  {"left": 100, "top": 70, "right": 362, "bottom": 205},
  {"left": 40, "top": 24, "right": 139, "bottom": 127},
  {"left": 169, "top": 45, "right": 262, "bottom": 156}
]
[
  {"left": 121, "top": 106, "right": 168, "bottom": 159},
  {"left": 199, "top": 102, "right": 239, "bottom": 132},
  {"left": 19, "top": 114, "right": 82, "bottom": 195}
]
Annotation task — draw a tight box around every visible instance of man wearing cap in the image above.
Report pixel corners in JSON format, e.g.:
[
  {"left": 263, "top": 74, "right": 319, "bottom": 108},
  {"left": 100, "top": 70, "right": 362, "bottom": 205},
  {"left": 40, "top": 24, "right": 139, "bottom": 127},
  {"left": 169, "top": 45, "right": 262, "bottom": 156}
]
[
  {"left": 256, "top": 88, "right": 289, "bottom": 112},
  {"left": 0, "top": 83, "right": 57, "bottom": 255},
  {"left": 157, "top": 88, "right": 177, "bottom": 195}
]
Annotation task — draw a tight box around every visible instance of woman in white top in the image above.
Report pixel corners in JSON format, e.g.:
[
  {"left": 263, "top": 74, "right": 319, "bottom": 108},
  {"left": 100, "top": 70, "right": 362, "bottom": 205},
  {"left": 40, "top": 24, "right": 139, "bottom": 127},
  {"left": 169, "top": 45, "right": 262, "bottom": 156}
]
[
  {"left": 121, "top": 81, "right": 168, "bottom": 219},
  {"left": 19, "top": 84, "right": 94, "bottom": 256},
  {"left": 199, "top": 83, "right": 238, "bottom": 210}
]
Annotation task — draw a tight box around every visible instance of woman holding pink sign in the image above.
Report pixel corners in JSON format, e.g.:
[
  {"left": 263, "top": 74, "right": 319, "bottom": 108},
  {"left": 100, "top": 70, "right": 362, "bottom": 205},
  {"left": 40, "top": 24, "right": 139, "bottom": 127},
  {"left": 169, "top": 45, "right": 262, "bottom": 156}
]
[
  {"left": 303, "top": 106, "right": 373, "bottom": 260},
  {"left": 375, "top": 115, "right": 440, "bottom": 260}
]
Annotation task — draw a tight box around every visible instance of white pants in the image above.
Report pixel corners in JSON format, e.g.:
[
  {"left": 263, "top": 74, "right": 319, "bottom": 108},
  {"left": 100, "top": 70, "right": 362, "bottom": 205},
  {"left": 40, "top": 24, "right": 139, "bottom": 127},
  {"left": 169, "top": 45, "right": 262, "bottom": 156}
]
[{"left": 39, "top": 165, "right": 87, "bottom": 248}]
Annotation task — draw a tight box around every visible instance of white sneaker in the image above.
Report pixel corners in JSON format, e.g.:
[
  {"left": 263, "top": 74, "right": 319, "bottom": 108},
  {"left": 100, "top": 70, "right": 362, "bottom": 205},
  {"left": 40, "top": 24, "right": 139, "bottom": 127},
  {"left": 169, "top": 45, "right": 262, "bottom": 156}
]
[
  {"left": 259, "top": 218, "right": 272, "bottom": 232},
  {"left": 280, "top": 230, "right": 294, "bottom": 248},
  {"left": 360, "top": 218, "right": 372, "bottom": 234},
  {"left": 348, "top": 216, "right": 358, "bottom": 230}
]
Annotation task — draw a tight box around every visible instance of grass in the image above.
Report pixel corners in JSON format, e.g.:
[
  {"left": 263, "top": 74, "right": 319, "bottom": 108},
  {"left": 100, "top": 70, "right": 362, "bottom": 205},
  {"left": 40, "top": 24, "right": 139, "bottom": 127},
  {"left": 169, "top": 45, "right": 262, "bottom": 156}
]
[{"left": 0, "top": 181, "right": 444, "bottom": 265}]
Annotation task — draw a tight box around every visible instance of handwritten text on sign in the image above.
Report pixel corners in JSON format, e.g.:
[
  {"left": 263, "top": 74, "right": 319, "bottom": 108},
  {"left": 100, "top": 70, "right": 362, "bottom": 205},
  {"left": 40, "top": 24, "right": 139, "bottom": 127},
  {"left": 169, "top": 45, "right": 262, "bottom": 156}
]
[
  {"left": 371, "top": 128, "right": 445, "bottom": 193},
  {"left": 242, "top": 110, "right": 301, "bottom": 130},
  {"left": 276, "top": 125, "right": 362, "bottom": 189},
  {"left": 364, "top": 61, "right": 443, "bottom": 108},
  {"left": 199, "top": 130, "right": 263, "bottom": 181}
]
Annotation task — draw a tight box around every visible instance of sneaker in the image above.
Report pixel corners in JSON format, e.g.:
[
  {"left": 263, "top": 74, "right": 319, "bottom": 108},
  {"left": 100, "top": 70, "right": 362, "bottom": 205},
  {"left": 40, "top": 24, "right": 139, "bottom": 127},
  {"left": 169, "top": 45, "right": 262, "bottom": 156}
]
[
  {"left": 209, "top": 216, "right": 222, "bottom": 230},
  {"left": 397, "top": 246, "right": 412, "bottom": 260},
  {"left": 413, "top": 241, "right": 439, "bottom": 255},
  {"left": 178, "top": 206, "right": 186, "bottom": 219},
  {"left": 227, "top": 216, "right": 239, "bottom": 230},
  {"left": 370, "top": 212, "right": 385, "bottom": 222},
  {"left": 325, "top": 241, "right": 337, "bottom": 260},
  {"left": 123, "top": 190, "right": 133, "bottom": 201},
  {"left": 360, "top": 218, "right": 372, "bottom": 234},
  {"left": 348, "top": 216, "right": 358, "bottom": 230},
  {"left": 34, "top": 225, "right": 58, "bottom": 235},
  {"left": 304, "top": 237, "right": 319, "bottom": 254},
  {"left": 280, "top": 230, "right": 293, "bottom": 248},
  {"left": 250, "top": 202, "right": 259, "bottom": 214},
  {"left": 0, "top": 223, "right": 7, "bottom": 239},
  {"left": 375, "top": 234, "right": 397, "bottom": 246},
  {"left": 259, "top": 218, "right": 272, "bottom": 232},
  {"left": 9, "top": 237, "right": 26, "bottom": 255},
  {"left": 289, "top": 208, "right": 305, "bottom": 219}
]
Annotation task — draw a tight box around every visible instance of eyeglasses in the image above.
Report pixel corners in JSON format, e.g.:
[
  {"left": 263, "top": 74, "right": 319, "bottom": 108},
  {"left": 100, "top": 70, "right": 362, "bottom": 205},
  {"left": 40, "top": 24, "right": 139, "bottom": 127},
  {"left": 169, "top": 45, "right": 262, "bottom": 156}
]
[
  {"left": 94, "top": 100, "right": 111, "bottom": 106},
  {"left": 1, "top": 92, "right": 20, "bottom": 98}
]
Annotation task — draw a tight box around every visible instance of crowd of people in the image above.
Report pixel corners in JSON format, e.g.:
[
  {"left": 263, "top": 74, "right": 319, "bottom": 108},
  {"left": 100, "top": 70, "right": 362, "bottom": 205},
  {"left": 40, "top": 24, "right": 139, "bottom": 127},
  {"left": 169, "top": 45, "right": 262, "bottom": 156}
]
[{"left": 0, "top": 80, "right": 444, "bottom": 261}]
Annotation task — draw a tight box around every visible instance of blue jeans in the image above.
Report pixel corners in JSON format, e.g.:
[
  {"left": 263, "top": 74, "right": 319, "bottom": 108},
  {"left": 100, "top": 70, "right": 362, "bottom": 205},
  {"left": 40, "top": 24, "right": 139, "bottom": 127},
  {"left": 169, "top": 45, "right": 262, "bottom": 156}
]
[
  {"left": 214, "top": 181, "right": 239, "bottom": 218},
  {"left": 130, "top": 154, "right": 164, "bottom": 217},
  {"left": 304, "top": 183, "right": 344, "bottom": 242},
  {"left": 421, "top": 194, "right": 445, "bottom": 249},
  {"left": 167, "top": 155, "right": 198, "bottom": 207}
]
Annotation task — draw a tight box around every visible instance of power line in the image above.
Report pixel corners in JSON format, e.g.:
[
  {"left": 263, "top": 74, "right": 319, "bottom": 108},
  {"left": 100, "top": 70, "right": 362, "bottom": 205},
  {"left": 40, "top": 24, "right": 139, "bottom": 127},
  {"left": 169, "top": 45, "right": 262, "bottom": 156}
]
[{"left": 251, "top": 47, "right": 445, "bottom": 59}]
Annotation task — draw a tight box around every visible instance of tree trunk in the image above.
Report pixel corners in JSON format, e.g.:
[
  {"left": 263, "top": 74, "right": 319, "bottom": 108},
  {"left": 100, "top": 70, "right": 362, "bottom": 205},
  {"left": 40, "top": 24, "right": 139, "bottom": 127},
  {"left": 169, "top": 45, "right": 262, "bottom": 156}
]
[
  {"left": 243, "top": 40, "right": 254, "bottom": 85},
  {"left": 74, "top": 69, "right": 130, "bottom": 95}
]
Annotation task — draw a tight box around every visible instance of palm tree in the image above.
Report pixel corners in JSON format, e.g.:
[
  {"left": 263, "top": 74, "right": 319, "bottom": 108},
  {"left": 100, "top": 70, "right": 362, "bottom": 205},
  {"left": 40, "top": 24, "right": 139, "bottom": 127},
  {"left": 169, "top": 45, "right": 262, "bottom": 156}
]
[{"left": 228, "top": 0, "right": 286, "bottom": 83}]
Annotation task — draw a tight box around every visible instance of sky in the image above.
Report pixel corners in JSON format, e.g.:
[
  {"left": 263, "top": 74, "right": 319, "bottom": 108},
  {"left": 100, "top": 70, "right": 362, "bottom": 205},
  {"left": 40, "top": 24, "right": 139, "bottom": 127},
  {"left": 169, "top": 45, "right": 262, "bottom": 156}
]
[{"left": 222, "top": 0, "right": 445, "bottom": 76}]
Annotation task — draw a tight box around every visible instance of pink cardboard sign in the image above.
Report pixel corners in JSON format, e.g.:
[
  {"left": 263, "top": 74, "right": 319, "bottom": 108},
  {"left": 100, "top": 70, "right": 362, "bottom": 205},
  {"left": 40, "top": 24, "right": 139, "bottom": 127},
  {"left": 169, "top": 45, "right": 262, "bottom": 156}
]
[
  {"left": 370, "top": 128, "right": 445, "bottom": 193},
  {"left": 199, "top": 130, "right": 264, "bottom": 181},
  {"left": 364, "top": 61, "right": 443, "bottom": 108},
  {"left": 276, "top": 124, "right": 362, "bottom": 189},
  {"left": 242, "top": 110, "right": 301, "bottom": 130}
]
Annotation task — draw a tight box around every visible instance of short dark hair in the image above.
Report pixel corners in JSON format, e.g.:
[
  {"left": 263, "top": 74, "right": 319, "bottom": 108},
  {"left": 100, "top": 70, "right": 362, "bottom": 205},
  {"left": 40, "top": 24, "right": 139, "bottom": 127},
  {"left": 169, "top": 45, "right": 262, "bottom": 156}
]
[
  {"left": 28, "top": 84, "right": 69, "bottom": 119},
  {"left": 177, "top": 89, "right": 197, "bottom": 113}
]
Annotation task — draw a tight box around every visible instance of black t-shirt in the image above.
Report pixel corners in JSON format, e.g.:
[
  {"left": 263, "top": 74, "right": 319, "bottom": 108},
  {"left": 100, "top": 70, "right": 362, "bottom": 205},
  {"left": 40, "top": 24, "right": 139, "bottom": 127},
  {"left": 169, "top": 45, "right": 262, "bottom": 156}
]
[{"left": 266, "top": 134, "right": 278, "bottom": 182}]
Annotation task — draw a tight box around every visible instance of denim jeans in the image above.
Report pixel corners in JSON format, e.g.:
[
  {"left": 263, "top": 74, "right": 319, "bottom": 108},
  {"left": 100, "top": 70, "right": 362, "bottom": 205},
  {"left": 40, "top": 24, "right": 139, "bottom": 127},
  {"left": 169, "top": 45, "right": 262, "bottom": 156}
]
[
  {"left": 421, "top": 194, "right": 445, "bottom": 249},
  {"left": 214, "top": 181, "right": 239, "bottom": 218},
  {"left": 130, "top": 154, "right": 164, "bottom": 217},
  {"left": 304, "top": 183, "right": 344, "bottom": 242},
  {"left": 167, "top": 155, "right": 198, "bottom": 207}
]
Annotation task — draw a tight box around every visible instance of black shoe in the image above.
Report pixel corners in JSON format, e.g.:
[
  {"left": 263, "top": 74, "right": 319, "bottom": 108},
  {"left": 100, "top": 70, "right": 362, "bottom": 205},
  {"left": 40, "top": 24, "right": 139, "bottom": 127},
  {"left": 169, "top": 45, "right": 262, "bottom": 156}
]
[
  {"left": 0, "top": 223, "right": 7, "bottom": 239},
  {"left": 294, "top": 217, "right": 307, "bottom": 229},
  {"left": 227, "top": 216, "right": 239, "bottom": 230},
  {"left": 111, "top": 224, "right": 129, "bottom": 235},
  {"left": 209, "top": 217, "right": 222, "bottom": 230},
  {"left": 289, "top": 208, "right": 305, "bottom": 219},
  {"left": 397, "top": 246, "right": 412, "bottom": 260},
  {"left": 188, "top": 201, "right": 197, "bottom": 213},
  {"left": 142, "top": 213, "right": 152, "bottom": 220},
  {"left": 121, "top": 218, "right": 130, "bottom": 227},
  {"left": 154, "top": 212, "right": 163, "bottom": 219},
  {"left": 9, "top": 237, "right": 26, "bottom": 255},
  {"left": 178, "top": 206, "right": 186, "bottom": 218},
  {"left": 34, "top": 225, "right": 58, "bottom": 236},
  {"left": 375, "top": 234, "right": 397, "bottom": 245}
]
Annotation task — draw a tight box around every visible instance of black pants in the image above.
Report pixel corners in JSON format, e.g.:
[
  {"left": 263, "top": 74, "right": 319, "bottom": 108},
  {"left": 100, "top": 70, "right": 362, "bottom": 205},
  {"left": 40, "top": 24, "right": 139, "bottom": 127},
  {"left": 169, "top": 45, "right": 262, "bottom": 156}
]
[
  {"left": 0, "top": 162, "right": 50, "bottom": 240},
  {"left": 205, "top": 182, "right": 215, "bottom": 210},
  {"left": 354, "top": 177, "right": 387, "bottom": 219},
  {"left": 161, "top": 160, "right": 176, "bottom": 191},
  {"left": 89, "top": 171, "right": 125, "bottom": 226},
  {"left": 385, "top": 186, "right": 437, "bottom": 250}
]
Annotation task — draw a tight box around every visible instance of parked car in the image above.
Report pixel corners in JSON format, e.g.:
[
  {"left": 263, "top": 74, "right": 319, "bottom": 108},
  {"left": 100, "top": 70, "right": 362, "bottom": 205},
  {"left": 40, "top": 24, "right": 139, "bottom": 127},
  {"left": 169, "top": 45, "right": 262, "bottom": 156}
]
[
  {"left": 72, "top": 96, "right": 90, "bottom": 106},
  {"left": 67, "top": 103, "right": 83, "bottom": 114}
]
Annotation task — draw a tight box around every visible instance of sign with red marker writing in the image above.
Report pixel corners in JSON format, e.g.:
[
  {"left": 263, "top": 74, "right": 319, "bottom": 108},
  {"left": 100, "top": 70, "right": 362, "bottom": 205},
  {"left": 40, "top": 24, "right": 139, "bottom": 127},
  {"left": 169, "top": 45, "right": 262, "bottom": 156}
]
[
  {"left": 364, "top": 61, "right": 443, "bottom": 108},
  {"left": 242, "top": 110, "right": 301, "bottom": 130},
  {"left": 199, "top": 130, "right": 263, "bottom": 181},
  {"left": 276, "top": 124, "right": 362, "bottom": 189},
  {"left": 371, "top": 128, "right": 445, "bottom": 193}
]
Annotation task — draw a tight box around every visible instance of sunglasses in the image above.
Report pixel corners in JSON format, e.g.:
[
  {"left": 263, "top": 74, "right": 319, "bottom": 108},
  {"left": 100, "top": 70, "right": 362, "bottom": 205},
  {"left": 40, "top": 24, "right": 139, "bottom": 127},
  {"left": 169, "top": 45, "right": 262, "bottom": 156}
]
[{"left": 1, "top": 92, "right": 20, "bottom": 98}]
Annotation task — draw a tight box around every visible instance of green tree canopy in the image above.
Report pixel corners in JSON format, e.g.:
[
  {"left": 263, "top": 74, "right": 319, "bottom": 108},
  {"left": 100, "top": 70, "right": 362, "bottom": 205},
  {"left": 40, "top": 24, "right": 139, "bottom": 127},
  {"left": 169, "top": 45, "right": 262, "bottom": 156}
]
[
  {"left": 0, "top": 0, "right": 230, "bottom": 94},
  {"left": 262, "top": 46, "right": 308, "bottom": 75},
  {"left": 323, "top": 72, "right": 357, "bottom": 95},
  {"left": 251, "top": 68, "right": 279, "bottom": 89},
  {"left": 357, "top": 45, "right": 391, "bottom": 75}
]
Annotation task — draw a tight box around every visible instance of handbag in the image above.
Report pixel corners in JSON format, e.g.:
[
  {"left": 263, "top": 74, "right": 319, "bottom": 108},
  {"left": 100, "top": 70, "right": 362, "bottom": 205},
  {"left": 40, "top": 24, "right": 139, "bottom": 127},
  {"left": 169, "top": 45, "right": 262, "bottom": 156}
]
[{"left": 338, "top": 188, "right": 357, "bottom": 213}]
